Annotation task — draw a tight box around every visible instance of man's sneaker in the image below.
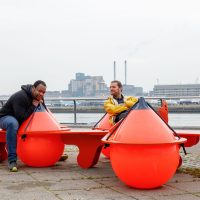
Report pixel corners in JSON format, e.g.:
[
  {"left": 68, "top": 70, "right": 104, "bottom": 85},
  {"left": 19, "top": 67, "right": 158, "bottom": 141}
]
[
  {"left": 8, "top": 161, "right": 18, "bottom": 172},
  {"left": 58, "top": 154, "right": 68, "bottom": 162}
]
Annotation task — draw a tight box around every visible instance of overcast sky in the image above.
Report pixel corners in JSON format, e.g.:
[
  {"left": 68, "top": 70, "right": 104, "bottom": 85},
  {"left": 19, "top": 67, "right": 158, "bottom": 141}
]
[{"left": 0, "top": 0, "right": 200, "bottom": 94}]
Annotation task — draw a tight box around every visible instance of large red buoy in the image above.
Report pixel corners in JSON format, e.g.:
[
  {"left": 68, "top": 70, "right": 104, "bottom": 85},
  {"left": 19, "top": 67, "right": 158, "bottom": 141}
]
[
  {"left": 102, "top": 97, "right": 186, "bottom": 189},
  {"left": 17, "top": 104, "right": 65, "bottom": 167}
]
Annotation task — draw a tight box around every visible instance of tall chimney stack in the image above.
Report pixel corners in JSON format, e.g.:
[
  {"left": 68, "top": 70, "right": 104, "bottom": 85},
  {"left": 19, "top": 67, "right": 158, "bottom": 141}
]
[
  {"left": 114, "top": 61, "right": 116, "bottom": 80},
  {"left": 125, "top": 60, "right": 127, "bottom": 85}
]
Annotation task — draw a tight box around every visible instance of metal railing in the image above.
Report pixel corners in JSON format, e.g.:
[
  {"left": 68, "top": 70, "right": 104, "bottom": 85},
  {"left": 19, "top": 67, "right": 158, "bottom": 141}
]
[
  {"left": 1, "top": 96, "right": 200, "bottom": 124},
  {"left": 46, "top": 98, "right": 107, "bottom": 124}
]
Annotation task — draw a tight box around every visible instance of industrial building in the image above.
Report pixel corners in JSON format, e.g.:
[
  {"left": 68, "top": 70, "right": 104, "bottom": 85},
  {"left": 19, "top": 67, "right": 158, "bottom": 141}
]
[
  {"left": 68, "top": 73, "right": 108, "bottom": 97},
  {"left": 152, "top": 84, "right": 200, "bottom": 97}
]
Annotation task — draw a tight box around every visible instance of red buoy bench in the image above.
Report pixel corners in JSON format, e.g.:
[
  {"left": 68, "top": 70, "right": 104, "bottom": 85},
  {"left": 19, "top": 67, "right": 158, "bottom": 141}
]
[
  {"left": 176, "top": 130, "right": 200, "bottom": 147},
  {"left": 1, "top": 128, "right": 200, "bottom": 168},
  {"left": 0, "top": 128, "right": 108, "bottom": 168}
]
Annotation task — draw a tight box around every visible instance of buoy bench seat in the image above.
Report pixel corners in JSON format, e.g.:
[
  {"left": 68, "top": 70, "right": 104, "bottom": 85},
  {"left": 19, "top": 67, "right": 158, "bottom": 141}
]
[
  {"left": 1, "top": 128, "right": 200, "bottom": 168},
  {"left": 176, "top": 130, "right": 200, "bottom": 147},
  {"left": 18, "top": 129, "right": 108, "bottom": 169},
  {"left": 60, "top": 129, "right": 108, "bottom": 168},
  {"left": 0, "top": 128, "right": 108, "bottom": 168}
]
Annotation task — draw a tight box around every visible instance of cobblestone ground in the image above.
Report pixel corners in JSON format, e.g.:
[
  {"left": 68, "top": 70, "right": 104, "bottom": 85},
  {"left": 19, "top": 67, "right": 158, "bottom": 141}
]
[
  {"left": 178, "top": 144, "right": 200, "bottom": 178},
  {"left": 1, "top": 134, "right": 200, "bottom": 200}
]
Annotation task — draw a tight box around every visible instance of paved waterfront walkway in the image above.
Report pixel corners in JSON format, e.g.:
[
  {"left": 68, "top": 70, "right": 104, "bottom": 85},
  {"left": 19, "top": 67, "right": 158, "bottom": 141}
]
[{"left": 1, "top": 129, "right": 200, "bottom": 200}]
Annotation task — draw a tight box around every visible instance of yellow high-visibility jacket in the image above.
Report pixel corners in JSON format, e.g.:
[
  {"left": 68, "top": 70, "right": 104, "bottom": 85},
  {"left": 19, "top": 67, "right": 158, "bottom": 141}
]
[{"left": 104, "top": 96, "right": 138, "bottom": 124}]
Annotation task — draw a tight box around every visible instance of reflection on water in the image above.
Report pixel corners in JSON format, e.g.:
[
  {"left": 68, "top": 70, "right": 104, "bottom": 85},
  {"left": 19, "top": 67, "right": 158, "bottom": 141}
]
[{"left": 53, "top": 113, "right": 200, "bottom": 127}]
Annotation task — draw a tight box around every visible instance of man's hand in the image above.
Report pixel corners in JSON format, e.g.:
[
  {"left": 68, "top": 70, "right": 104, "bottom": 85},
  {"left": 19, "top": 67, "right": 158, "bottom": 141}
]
[{"left": 32, "top": 99, "right": 43, "bottom": 107}]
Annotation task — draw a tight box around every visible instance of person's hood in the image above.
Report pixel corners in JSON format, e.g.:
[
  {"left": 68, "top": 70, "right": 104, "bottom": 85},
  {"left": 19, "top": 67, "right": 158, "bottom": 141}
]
[{"left": 21, "top": 84, "right": 33, "bottom": 97}]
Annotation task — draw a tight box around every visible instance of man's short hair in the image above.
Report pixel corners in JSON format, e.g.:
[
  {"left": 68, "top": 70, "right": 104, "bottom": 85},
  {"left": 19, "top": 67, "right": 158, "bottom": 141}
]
[
  {"left": 33, "top": 80, "right": 46, "bottom": 88},
  {"left": 111, "top": 80, "right": 122, "bottom": 88}
]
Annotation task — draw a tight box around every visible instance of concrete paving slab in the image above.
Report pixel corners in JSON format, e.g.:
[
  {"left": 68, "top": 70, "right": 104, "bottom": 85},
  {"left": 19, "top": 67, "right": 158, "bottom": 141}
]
[
  {"left": 29, "top": 171, "right": 85, "bottom": 182},
  {"left": 168, "top": 172, "right": 198, "bottom": 183},
  {"left": 110, "top": 184, "right": 187, "bottom": 199},
  {"left": 1, "top": 188, "right": 59, "bottom": 200},
  {"left": 0, "top": 172, "right": 35, "bottom": 182},
  {"left": 0, "top": 181, "right": 53, "bottom": 192},
  {"left": 95, "top": 177, "right": 125, "bottom": 187},
  {"left": 153, "top": 194, "right": 200, "bottom": 200},
  {"left": 46, "top": 179, "right": 104, "bottom": 191},
  {"left": 78, "top": 167, "right": 116, "bottom": 179},
  {"left": 1, "top": 128, "right": 200, "bottom": 200},
  {"left": 166, "top": 180, "right": 200, "bottom": 193},
  {"left": 54, "top": 188, "right": 136, "bottom": 200}
]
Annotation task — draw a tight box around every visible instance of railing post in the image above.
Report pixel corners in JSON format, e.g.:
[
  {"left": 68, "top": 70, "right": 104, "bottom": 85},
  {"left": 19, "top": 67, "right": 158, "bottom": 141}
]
[{"left": 73, "top": 100, "right": 77, "bottom": 124}]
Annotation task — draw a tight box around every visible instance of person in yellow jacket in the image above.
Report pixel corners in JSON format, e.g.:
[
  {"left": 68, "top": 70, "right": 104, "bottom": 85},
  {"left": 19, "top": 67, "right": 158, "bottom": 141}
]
[{"left": 104, "top": 80, "right": 138, "bottom": 125}]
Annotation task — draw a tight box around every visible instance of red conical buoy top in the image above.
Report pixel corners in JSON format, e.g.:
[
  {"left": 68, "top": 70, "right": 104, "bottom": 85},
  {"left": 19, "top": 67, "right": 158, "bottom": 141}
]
[
  {"left": 17, "top": 104, "right": 65, "bottom": 167},
  {"left": 18, "top": 104, "right": 61, "bottom": 133},
  {"left": 95, "top": 113, "right": 112, "bottom": 130},
  {"left": 103, "top": 98, "right": 186, "bottom": 144}
]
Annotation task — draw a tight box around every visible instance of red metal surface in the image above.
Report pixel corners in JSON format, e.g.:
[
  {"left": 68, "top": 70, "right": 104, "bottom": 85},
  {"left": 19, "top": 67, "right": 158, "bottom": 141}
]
[
  {"left": 1, "top": 126, "right": 199, "bottom": 173},
  {"left": 16, "top": 106, "right": 66, "bottom": 167},
  {"left": 101, "top": 146, "right": 110, "bottom": 159},
  {"left": 0, "top": 129, "right": 108, "bottom": 168},
  {"left": 97, "top": 98, "right": 169, "bottom": 158},
  {"left": 0, "top": 130, "right": 7, "bottom": 162},
  {"left": 106, "top": 109, "right": 185, "bottom": 144},
  {"left": 95, "top": 113, "right": 112, "bottom": 130},
  {"left": 102, "top": 98, "right": 186, "bottom": 189},
  {"left": 157, "top": 99, "right": 169, "bottom": 123},
  {"left": 0, "top": 130, "right": 6, "bottom": 142},
  {"left": 18, "top": 129, "right": 108, "bottom": 168},
  {"left": 0, "top": 142, "right": 7, "bottom": 162},
  {"left": 176, "top": 131, "right": 200, "bottom": 147},
  {"left": 61, "top": 131, "right": 107, "bottom": 169},
  {"left": 110, "top": 143, "right": 181, "bottom": 189}
]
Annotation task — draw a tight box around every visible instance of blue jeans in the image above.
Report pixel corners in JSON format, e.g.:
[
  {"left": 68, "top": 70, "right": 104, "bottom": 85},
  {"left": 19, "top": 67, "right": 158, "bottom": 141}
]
[{"left": 0, "top": 115, "right": 18, "bottom": 163}]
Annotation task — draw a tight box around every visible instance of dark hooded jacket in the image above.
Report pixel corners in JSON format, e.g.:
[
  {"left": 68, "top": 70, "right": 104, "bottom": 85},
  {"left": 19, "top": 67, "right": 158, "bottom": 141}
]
[{"left": 0, "top": 85, "right": 37, "bottom": 125}]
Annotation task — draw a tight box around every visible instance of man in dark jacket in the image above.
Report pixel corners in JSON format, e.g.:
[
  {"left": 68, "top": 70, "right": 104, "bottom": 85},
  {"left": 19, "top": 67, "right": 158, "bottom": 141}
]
[{"left": 0, "top": 80, "right": 46, "bottom": 172}]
